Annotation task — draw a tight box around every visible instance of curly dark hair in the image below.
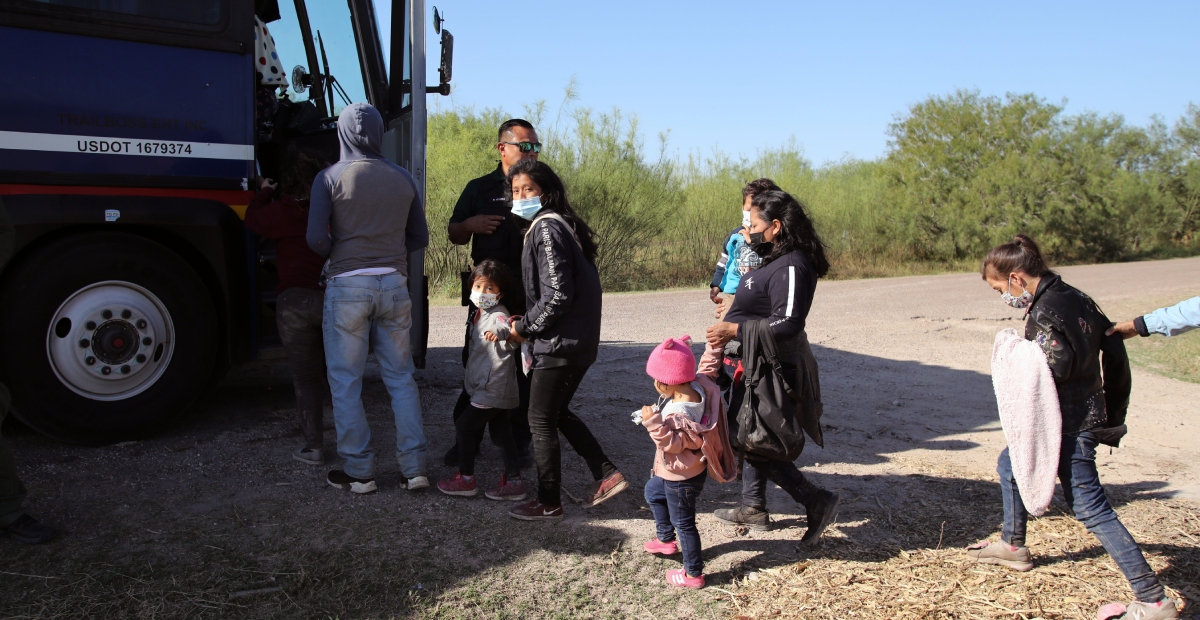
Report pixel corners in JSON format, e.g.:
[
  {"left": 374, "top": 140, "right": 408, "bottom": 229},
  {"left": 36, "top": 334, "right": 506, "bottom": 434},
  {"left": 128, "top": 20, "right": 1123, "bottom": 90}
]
[
  {"left": 279, "top": 146, "right": 328, "bottom": 201},
  {"left": 470, "top": 259, "right": 519, "bottom": 300},
  {"left": 980, "top": 234, "right": 1054, "bottom": 280},
  {"left": 505, "top": 159, "right": 599, "bottom": 263},
  {"left": 751, "top": 190, "right": 830, "bottom": 277},
  {"left": 741, "top": 177, "right": 781, "bottom": 200}
]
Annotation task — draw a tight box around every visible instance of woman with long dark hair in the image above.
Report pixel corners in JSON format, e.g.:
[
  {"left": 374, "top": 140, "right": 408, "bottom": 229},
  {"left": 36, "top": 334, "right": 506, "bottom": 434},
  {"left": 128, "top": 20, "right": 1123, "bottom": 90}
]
[
  {"left": 971, "top": 235, "right": 1177, "bottom": 620},
  {"left": 705, "top": 189, "right": 840, "bottom": 544},
  {"left": 502, "top": 159, "right": 627, "bottom": 521}
]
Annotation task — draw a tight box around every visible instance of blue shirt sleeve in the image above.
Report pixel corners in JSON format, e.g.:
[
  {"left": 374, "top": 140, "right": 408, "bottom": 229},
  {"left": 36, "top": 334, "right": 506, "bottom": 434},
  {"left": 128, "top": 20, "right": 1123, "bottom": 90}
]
[
  {"left": 1143, "top": 296, "right": 1200, "bottom": 337},
  {"left": 306, "top": 168, "right": 334, "bottom": 258}
]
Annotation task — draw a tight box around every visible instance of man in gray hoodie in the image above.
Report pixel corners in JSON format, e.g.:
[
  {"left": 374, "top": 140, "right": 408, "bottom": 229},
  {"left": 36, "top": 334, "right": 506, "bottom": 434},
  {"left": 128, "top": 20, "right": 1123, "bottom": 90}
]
[{"left": 307, "top": 103, "right": 430, "bottom": 494}]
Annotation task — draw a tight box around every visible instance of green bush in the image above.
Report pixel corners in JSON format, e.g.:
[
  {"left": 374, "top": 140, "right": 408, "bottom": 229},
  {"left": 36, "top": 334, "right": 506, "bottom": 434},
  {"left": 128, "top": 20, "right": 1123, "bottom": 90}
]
[{"left": 424, "top": 93, "right": 1200, "bottom": 295}]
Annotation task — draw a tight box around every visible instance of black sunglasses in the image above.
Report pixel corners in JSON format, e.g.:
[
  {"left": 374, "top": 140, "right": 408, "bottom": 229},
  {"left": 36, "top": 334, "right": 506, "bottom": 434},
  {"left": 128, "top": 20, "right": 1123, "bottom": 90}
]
[{"left": 501, "top": 140, "right": 542, "bottom": 154}]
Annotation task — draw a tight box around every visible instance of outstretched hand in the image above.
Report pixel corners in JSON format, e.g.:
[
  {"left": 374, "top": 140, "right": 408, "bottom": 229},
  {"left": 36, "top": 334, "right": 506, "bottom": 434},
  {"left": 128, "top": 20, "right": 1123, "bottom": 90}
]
[
  {"left": 706, "top": 321, "right": 738, "bottom": 348},
  {"left": 1106, "top": 320, "right": 1138, "bottom": 340}
]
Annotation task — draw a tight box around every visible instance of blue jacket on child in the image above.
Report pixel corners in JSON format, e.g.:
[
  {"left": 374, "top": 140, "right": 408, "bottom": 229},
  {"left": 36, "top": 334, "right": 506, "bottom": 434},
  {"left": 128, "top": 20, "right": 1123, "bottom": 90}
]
[{"left": 710, "top": 229, "right": 754, "bottom": 294}]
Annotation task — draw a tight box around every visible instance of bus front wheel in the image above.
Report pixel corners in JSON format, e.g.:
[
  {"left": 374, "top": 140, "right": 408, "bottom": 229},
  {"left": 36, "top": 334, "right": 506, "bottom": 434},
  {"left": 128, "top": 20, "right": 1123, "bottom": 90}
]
[{"left": 0, "top": 233, "right": 218, "bottom": 444}]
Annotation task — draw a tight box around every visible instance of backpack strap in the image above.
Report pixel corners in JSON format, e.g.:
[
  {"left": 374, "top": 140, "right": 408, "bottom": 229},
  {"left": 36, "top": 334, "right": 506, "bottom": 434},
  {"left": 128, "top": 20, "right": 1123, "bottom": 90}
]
[{"left": 524, "top": 212, "right": 584, "bottom": 251}]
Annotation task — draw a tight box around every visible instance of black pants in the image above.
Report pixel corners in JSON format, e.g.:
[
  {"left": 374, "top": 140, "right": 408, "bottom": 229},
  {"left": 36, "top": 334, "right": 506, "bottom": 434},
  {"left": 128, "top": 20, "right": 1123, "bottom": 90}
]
[
  {"left": 451, "top": 370, "right": 532, "bottom": 455},
  {"left": 527, "top": 365, "right": 617, "bottom": 506},
  {"left": 456, "top": 405, "right": 521, "bottom": 478},
  {"left": 276, "top": 287, "right": 327, "bottom": 450},
  {"left": 725, "top": 377, "right": 824, "bottom": 512},
  {"left": 741, "top": 457, "right": 823, "bottom": 511}
]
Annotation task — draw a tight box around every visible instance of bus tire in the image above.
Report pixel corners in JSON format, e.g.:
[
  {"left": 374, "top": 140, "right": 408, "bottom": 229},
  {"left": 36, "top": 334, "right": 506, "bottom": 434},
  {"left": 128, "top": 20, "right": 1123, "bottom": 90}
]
[{"left": 0, "top": 232, "right": 217, "bottom": 444}]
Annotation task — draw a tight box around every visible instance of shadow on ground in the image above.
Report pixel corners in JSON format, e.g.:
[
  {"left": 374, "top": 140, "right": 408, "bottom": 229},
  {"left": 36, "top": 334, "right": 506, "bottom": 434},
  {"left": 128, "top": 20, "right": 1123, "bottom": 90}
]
[{"left": 1, "top": 341, "right": 1194, "bottom": 618}]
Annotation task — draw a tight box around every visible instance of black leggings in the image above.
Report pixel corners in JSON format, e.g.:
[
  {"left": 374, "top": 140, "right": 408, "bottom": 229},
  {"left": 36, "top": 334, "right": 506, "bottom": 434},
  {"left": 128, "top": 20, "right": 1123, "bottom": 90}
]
[
  {"left": 527, "top": 365, "right": 617, "bottom": 506},
  {"left": 455, "top": 404, "right": 521, "bottom": 478}
]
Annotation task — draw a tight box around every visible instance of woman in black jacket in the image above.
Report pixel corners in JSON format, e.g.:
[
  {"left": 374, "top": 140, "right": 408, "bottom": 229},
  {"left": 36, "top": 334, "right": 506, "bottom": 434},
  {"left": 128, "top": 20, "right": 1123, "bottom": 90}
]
[
  {"left": 705, "top": 190, "right": 840, "bottom": 544},
  {"left": 970, "top": 235, "right": 1176, "bottom": 620},
  {"left": 503, "top": 160, "right": 627, "bottom": 521}
]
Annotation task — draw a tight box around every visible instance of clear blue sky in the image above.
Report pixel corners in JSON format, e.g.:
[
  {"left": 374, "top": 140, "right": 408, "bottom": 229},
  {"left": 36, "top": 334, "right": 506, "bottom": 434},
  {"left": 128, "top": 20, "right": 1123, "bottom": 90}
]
[{"left": 274, "top": 0, "right": 1199, "bottom": 166}]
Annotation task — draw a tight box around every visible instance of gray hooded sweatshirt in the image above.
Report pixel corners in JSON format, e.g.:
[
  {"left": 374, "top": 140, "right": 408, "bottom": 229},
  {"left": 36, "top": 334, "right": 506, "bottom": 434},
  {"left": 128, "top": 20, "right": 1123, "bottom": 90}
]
[
  {"left": 464, "top": 304, "right": 520, "bottom": 409},
  {"left": 306, "top": 103, "right": 429, "bottom": 276}
]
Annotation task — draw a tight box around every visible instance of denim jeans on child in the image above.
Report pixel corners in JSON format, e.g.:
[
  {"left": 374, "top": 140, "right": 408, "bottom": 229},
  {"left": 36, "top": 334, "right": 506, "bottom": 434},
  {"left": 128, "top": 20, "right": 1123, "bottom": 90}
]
[
  {"left": 323, "top": 273, "right": 426, "bottom": 479},
  {"left": 998, "top": 432, "right": 1164, "bottom": 602},
  {"left": 645, "top": 471, "right": 707, "bottom": 577}
]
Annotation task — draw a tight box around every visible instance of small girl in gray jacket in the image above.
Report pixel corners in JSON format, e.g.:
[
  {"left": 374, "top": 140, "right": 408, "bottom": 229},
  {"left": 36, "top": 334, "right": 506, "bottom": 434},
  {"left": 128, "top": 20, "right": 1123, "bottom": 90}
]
[{"left": 437, "top": 260, "right": 527, "bottom": 501}]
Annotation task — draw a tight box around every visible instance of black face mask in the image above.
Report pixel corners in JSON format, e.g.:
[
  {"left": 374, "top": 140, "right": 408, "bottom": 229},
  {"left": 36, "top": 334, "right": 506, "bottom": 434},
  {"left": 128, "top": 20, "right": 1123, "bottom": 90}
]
[{"left": 748, "top": 231, "right": 773, "bottom": 255}]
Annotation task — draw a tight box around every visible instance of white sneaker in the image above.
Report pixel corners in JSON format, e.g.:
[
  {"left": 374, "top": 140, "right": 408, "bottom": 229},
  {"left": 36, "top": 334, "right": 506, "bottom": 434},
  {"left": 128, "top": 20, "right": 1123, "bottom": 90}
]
[{"left": 405, "top": 475, "right": 429, "bottom": 491}]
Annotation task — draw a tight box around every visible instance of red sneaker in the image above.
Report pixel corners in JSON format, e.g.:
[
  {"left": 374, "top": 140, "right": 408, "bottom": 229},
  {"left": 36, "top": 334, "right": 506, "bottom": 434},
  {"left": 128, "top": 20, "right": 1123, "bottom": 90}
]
[
  {"left": 584, "top": 471, "right": 629, "bottom": 508},
  {"left": 437, "top": 472, "right": 478, "bottom": 497},
  {"left": 665, "top": 568, "right": 705, "bottom": 589},
  {"left": 508, "top": 499, "right": 563, "bottom": 521},
  {"left": 643, "top": 538, "right": 678, "bottom": 555},
  {"left": 485, "top": 474, "right": 528, "bottom": 501}
]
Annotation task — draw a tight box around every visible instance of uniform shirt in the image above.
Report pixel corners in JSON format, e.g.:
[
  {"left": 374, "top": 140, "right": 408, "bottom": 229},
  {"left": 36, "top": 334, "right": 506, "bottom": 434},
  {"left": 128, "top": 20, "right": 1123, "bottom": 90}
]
[
  {"left": 448, "top": 164, "right": 525, "bottom": 276},
  {"left": 724, "top": 250, "right": 818, "bottom": 341}
]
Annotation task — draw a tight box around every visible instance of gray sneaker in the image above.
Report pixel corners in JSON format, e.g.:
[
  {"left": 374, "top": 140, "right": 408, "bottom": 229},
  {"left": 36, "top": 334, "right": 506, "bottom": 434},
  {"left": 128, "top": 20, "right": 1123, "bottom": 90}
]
[
  {"left": 1108, "top": 599, "right": 1179, "bottom": 620},
  {"left": 965, "top": 541, "right": 1033, "bottom": 571}
]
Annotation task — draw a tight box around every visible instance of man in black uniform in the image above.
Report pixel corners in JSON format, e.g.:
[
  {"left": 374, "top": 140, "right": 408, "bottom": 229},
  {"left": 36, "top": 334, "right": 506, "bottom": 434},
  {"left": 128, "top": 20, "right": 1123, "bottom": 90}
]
[{"left": 443, "top": 119, "right": 540, "bottom": 466}]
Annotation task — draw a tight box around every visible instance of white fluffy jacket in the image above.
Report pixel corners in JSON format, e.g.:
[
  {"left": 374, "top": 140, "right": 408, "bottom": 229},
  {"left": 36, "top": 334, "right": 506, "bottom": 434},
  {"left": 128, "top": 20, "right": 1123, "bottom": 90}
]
[{"left": 991, "top": 328, "right": 1061, "bottom": 516}]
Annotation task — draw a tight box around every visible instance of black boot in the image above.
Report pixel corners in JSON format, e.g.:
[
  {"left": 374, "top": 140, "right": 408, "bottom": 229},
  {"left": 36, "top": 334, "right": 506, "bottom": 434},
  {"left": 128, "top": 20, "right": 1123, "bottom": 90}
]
[
  {"left": 714, "top": 506, "right": 770, "bottom": 531},
  {"left": 3, "top": 514, "right": 57, "bottom": 544},
  {"left": 800, "top": 490, "right": 841, "bottom": 544}
]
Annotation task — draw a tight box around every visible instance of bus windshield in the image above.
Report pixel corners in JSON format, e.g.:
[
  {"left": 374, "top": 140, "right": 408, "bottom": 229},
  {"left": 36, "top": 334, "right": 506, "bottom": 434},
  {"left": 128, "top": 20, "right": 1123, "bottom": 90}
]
[{"left": 269, "top": 1, "right": 377, "bottom": 115}]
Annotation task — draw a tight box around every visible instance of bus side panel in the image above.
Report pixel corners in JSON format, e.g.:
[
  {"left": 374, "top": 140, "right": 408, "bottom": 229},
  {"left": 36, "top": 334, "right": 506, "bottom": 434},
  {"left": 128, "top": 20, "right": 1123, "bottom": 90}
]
[
  {"left": 0, "top": 25, "right": 254, "bottom": 185},
  {"left": 0, "top": 194, "right": 252, "bottom": 367}
]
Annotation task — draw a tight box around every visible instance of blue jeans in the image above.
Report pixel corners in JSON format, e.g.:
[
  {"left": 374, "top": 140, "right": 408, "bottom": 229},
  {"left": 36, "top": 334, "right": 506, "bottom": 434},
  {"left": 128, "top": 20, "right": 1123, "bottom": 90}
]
[
  {"left": 323, "top": 273, "right": 426, "bottom": 479},
  {"left": 998, "top": 432, "right": 1163, "bottom": 602},
  {"left": 645, "top": 471, "right": 707, "bottom": 577}
]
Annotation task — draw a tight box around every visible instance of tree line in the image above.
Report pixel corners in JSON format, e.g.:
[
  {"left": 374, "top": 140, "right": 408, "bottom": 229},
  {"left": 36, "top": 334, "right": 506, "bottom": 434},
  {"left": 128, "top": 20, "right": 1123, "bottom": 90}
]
[{"left": 424, "top": 90, "right": 1200, "bottom": 295}]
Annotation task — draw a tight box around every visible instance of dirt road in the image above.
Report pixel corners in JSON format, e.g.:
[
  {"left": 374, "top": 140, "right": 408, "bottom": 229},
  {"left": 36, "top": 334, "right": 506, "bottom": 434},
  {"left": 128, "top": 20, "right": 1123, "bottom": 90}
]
[{"left": 3, "top": 257, "right": 1198, "bottom": 618}]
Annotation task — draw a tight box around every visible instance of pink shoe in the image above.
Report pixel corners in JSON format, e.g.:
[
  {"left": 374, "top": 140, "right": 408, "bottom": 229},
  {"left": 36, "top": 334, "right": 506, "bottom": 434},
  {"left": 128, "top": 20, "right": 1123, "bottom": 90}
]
[
  {"left": 643, "top": 538, "right": 678, "bottom": 555},
  {"left": 1096, "top": 603, "right": 1127, "bottom": 620},
  {"left": 484, "top": 474, "right": 528, "bottom": 501},
  {"left": 437, "top": 472, "right": 478, "bottom": 497},
  {"left": 665, "top": 568, "right": 705, "bottom": 589}
]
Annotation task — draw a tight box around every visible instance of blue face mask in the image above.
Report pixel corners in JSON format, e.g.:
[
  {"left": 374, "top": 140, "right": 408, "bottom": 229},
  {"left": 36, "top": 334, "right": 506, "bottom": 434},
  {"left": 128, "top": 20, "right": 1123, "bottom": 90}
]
[{"left": 511, "top": 196, "right": 543, "bottom": 220}]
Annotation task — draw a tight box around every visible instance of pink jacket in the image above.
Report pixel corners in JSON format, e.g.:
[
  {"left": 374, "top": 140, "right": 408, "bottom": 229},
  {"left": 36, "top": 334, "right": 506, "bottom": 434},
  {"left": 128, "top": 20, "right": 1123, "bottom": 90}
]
[{"left": 643, "top": 344, "right": 739, "bottom": 483}]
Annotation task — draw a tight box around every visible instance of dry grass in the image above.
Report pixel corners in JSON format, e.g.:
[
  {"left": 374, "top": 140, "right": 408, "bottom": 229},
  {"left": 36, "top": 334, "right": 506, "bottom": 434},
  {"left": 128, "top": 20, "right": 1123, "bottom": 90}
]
[{"left": 719, "top": 469, "right": 1199, "bottom": 620}]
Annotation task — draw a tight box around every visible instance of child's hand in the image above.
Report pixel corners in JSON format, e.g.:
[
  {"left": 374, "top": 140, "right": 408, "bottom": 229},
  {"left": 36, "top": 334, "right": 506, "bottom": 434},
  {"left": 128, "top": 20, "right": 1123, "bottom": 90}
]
[
  {"left": 714, "top": 297, "right": 727, "bottom": 318},
  {"left": 484, "top": 331, "right": 499, "bottom": 342},
  {"left": 640, "top": 405, "right": 657, "bottom": 423},
  {"left": 258, "top": 177, "right": 277, "bottom": 192}
]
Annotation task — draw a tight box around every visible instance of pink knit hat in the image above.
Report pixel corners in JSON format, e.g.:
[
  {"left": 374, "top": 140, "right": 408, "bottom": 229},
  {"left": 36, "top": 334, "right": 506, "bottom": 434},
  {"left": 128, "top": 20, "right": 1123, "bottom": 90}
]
[{"left": 646, "top": 335, "right": 697, "bottom": 386}]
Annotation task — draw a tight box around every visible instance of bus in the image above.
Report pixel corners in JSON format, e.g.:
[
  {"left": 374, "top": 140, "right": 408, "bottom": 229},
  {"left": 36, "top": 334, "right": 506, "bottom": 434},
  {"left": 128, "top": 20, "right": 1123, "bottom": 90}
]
[{"left": 0, "top": 0, "right": 450, "bottom": 443}]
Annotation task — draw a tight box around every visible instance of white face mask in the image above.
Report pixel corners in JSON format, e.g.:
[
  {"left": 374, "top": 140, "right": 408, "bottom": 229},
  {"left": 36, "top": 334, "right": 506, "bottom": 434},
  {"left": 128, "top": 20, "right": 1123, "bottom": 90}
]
[
  {"left": 511, "top": 196, "right": 543, "bottom": 220},
  {"left": 741, "top": 210, "right": 752, "bottom": 229},
  {"left": 470, "top": 290, "right": 499, "bottom": 310}
]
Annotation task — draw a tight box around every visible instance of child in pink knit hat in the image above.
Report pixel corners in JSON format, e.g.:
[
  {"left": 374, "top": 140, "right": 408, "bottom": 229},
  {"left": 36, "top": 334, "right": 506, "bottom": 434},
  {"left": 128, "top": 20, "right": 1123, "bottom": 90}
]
[{"left": 639, "top": 335, "right": 709, "bottom": 589}]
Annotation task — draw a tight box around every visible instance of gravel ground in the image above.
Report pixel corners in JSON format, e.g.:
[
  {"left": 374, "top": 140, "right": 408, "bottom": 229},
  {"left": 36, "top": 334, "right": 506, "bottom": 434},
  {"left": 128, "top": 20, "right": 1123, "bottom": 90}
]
[{"left": 2, "top": 256, "right": 1198, "bottom": 619}]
